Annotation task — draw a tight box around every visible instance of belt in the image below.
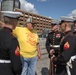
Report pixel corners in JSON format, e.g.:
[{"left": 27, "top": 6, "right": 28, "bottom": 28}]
[
  {"left": 0, "top": 59, "right": 11, "bottom": 63},
  {"left": 66, "top": 55, "right": 76, "bottom": 75},
  {"left": 50, "top": 45, "right": 60, "bottom": 48}
]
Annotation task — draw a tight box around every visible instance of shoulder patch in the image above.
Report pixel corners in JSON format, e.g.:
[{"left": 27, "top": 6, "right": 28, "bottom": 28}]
[
  {"left": 64, "top": 42, "right": 70, "bottom": 50},
  {"left": 15, "top": 46, "right": 20, "bottom": 56}
]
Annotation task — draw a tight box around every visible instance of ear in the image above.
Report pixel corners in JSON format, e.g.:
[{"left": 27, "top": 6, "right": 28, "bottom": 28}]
[
  {"left": 26, "top": 23, "right": 30, "bottom": 27},
  {"left": 13, "top": 20, "right": 16, "bottom": 23},
  {"left": 25, "top": 25, "right": 27, "bottom": 27},
  {"left": 64, "top": 24, "right": 67, "bottom": 28}
]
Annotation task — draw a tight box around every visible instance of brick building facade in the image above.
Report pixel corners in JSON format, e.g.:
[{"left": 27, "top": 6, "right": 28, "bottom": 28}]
[
  {"left": 0, "top": 8, "right": 52, "bottom": 34},
  {"left": 15, "top": 8, "right": 52, "bottom": 34}
]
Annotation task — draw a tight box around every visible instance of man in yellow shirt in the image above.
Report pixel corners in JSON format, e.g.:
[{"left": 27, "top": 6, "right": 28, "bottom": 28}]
[{"left": 13, "top": 17, "right": 41, "bottom": 75}]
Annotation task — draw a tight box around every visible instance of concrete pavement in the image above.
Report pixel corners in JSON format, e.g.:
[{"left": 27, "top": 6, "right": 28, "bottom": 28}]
[{"left": 36, "top": 49, "right": 50, "bottom": 75}]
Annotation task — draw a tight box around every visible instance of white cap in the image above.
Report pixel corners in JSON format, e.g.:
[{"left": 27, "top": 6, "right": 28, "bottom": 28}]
[
  {"left": 51, "top": 19, "right": 59, "bottom": 25},
  {"left": 26, "top": 17, "right": 37, "bottom": 24},
  {"left": 1, "top": 11, "right": 22, "bottom": 18},
  {"left": 26, "top": 17, "right": 32, "bottom": 23},
  {"left": 73, "top": 16, "right": 76, "bottom": 21},
  {"left": 60, "top": 16, "right": 74, "bottom": 22}
]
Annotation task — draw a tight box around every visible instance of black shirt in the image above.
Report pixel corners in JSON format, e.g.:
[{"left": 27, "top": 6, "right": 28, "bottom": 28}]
[
  {"left": 46, "top": 31, "right": 63, "bottom": 53},
  {"left": 54, "top": 30, "right": 76, "bottom": 64},
  {"left": 0, "top": 27, "right": 22, "bottom": 75}
]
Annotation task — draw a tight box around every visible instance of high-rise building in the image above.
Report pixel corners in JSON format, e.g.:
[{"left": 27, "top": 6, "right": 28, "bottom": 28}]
[
  {"left": 15, "top": 8, "right": 52, "bottom": 34},
  {"left": 0, "top": 0, "right": 52, "bottom": 34}
]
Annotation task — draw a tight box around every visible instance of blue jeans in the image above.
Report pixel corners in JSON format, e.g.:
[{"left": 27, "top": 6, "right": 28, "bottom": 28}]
[{"left": 21, "top": 56, "right": 37, "bottom": 75}]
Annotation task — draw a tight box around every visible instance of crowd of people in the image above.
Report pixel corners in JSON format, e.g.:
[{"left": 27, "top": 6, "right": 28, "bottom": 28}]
[
  {"left": 46, "top": 17, "right": 76, "bottom": 75},
  {"left": 0, "top": 11, "right": 41, "bottom": 75},
  {"left": 0, "top": 10, "right": 76, "bottom": 75}
]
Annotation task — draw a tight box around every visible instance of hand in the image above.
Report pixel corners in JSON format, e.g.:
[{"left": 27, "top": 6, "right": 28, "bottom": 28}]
[
  {"left": 38, "top": 52, "right": 41, "bottom": 59},
  {"left": 50, "top": 49, "right": 55, "bottom": 56},
  {"left": 51, "top": 55, "right": 57, "bottom": 62}
]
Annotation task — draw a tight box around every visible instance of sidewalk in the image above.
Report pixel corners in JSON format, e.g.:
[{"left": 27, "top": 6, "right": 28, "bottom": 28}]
[{"left": 36, "top": 49, "right": 50, "bottom": 75}]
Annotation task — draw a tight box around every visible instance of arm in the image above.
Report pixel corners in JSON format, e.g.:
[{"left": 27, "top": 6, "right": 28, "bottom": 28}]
[
  {"left": 45, "top": 33, "right": 51, "bottom": 53},
  {"left": 37, "top": 43, "right": 41, "bottom": 59},
  {"left": 7, "top": 38, "right": 22, "bottom": 75},
  {"left": 13, "top": 27, "right": 18, "bottom": 38},
  {"left": 46, "top": 33, "right": 54, "bottom": 56},
  {"left": 53, "top": 36, "right": 76, "bottom": 65}
]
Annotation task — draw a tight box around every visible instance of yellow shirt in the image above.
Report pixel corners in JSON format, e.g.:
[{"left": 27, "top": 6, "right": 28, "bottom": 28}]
[{"left": 13, "top": 27, "right": 39, "bottom": 58}]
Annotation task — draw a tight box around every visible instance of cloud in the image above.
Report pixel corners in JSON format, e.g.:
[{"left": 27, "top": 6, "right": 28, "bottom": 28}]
[
  {"left": 19, "top": 0, "right": 38, "bottom": 14},
  {"left": 41, "top": 0, "right": 47, "bottom": 1},
  {"left": 68, "top": 9, "right": 76, "bottom": 17},
  {"left": 49, "top": 16, "right": 52, "bottom": 18},
  {"left": 37, "top": 0, "right": 47, "bottom": 2},
  {"left": 0, "top": 0, "right": 38, "bottom": 14}
]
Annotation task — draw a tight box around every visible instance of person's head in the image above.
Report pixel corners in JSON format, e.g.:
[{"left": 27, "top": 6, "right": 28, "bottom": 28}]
[
  {"left": 26, "top": 17, "right": 37, "bottom": 31},
  {"left": 60, "top": 16, "right": 74, "bottom": 32},
  {"left": 73, "top": 20, "right": 76, "bottom": 28},
  {"left": 59, "top": 20, "right": 66, "bottom": 32},
  {"left": 51, "top": 21, "right": 59, "bottom": 32},
  {"left": 1, "top": 11, "right": 22, "bottom": 29}
]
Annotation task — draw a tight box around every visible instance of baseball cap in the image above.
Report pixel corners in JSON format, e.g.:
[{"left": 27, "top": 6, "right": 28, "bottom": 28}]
[{"left": 26, "top": 17, "right": 37, "bottom": 24}]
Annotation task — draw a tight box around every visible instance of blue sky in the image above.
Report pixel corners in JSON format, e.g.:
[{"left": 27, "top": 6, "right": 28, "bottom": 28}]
[
  {"left": 0, "top": 0, "right": 76, "bottom": 20},
  {"left": 26, "top": 0, "right": 76, "bottom": 20}
]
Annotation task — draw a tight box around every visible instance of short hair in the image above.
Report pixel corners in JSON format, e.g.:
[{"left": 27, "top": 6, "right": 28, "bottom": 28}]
[{"left": 4, "top": 16, "right": 18, "bottom": 25}]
